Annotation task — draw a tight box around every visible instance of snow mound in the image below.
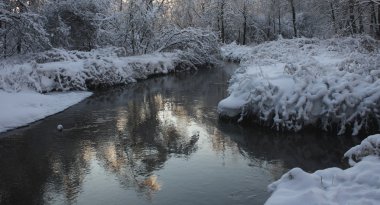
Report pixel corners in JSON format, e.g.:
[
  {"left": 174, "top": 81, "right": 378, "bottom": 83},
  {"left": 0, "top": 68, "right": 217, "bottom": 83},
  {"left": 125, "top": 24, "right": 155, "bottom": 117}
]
[
  {"left": 0, "top": 49, "right": 180, "bottom": 92},
  {"left": 266, "top": 134, "right": 380, "bottom": 205},
  {"left": 344, "top": 134, "right": 380, "bottom": 166},
  {"left": 220, "top": 42, "right": 255, "bottom": 63},
  {"left": 0, "top": 91, "right": 92, "bottom": 133},
  {"left": 218, "top": 36, "right": 380, "bottom": 135}
]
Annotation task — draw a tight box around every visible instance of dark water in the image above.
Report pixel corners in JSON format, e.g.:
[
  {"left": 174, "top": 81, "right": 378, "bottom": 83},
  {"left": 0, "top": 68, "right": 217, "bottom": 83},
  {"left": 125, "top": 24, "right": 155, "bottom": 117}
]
[{"left": 0, "top": 64, "right": 358, "bottom": 205}]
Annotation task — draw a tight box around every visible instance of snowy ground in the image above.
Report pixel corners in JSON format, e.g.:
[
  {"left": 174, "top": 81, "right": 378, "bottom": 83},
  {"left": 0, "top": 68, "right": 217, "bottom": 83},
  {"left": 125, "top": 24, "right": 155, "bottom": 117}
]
[
  {"left": 0, "top": 91, "right": 91, "bottom": 133},
  {"left": 218, "top": 36, "right": 380, "bottom": 135},
  {"left": 0, "top": 48, "right": 181, "bottom": 93},
  {"left": 0, "top": 47, "right": 186, "bottom": 133},
  {"left": 265, "top": 134, "right": 380, "bottom": 205}
]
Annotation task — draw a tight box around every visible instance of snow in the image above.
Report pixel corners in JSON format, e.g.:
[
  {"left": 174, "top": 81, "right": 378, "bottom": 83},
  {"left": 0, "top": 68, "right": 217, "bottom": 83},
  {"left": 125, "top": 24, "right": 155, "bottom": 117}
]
[
  {"left": 220, "top": 42, "right": 256, "bottom": 63},
  {"left": 0, "top": 47, "right": 182, "bottom": 133},
  {"left": 0, "top": 91, "right": 92, "bottom": 133},
  {"left": 218, "top": 36, "right": 380, "bottom": 135},
  {"left": 0, "top": 48, "right": 181, "bottom": 92},
  {"left": 265, "top": 134, "right": 380, "bottom": 205},
  {"left": 344, "top": 134, "right": 380, "bottom": 166}
]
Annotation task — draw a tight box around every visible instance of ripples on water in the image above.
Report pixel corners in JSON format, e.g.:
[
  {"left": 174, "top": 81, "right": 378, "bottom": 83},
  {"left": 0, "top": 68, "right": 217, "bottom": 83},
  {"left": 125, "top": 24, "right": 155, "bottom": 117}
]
[{"left": 0, "top": 64, "right": 358, "bottom": 205}]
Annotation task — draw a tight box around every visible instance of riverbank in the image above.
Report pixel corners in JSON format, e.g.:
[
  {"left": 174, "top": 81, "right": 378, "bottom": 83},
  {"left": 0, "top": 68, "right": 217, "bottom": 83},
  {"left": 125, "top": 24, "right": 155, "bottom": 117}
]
[
  {"left": 0, "top": 62, "right": 277, "bottom": 205},
  {"left": 0, "top": 48, "right": 174, "bottom": 133},
  {"left": 0, "top": 91, "right": 92, "bottom": 133},
  {"left": 0, "top": 48, "right": 183, "bottom": 93},
  {"left": 218, "top": 36, "right": 380, "bottom": 135},
  {"left": 266, "top": 134, "right": 380, "bottom": 205},
  {"left": 0, "top": 46, "right": 218, "bottom": 133}
]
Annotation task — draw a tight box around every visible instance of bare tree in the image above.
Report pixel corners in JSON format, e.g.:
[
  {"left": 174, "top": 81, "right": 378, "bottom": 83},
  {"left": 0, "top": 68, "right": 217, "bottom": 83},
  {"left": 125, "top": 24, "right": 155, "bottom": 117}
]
[{"left": 289, "top": 0, "right": 298, "bottom": 37}]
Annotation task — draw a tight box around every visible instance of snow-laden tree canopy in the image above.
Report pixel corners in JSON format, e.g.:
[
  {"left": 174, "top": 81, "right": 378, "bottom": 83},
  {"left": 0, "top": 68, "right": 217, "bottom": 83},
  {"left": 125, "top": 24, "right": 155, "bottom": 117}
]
[
  {"left": 1, "top": 0, "right": 380, "bottom": 58},
  {"left": 0, "top": 1, "right": 50, "bottom": 57}
]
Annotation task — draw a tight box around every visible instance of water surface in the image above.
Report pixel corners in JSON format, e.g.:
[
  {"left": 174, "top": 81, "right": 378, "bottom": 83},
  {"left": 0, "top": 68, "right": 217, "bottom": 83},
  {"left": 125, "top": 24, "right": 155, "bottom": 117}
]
[{"left": 0, "top": 64, "right": 357, "bottom": 205}]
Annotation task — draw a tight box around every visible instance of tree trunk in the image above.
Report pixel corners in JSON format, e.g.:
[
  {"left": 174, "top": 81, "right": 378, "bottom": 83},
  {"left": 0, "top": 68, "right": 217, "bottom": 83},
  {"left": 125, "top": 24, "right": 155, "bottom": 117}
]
[
  {"left": 370, "top": 2, "right": 375, "bottom": 35},
  {"left": 267, "top": 16, "right": 271, "bottom": 39},
  {"left": 17, "top": 39, "right": 21, "bottom": 54},
  {"left": 242, "top": 2, "right": 247, "bottom": 45},
  {"left": 289, "top": 0, "right": 297, "bottom": 37},
  {"left": 131, "top": 22, "right": 136, "bottom": 55},
  {"left": 349, "top": 0, "right": 357, "bottom": 34},
  {"left": 2, "top": 23, "right": 6, "bottom": 58},
  {"left": 378, "top": 4, "right": 380, "bottom": 36},
  {"left": 358, "top": 6, "right": 364, "bottom": 33},
  {"left": 3, "top": 34, "right": 6, "bottom": 58},
  {"left": 330, "top": 2, "right": 336, "bottom": 34},
  {"left": 278, "top": 5, "right": 281, "bottom": 35},
  {"left": 129, "top": 2, "right": 136, "bottom": 54},
  {"left": 243, "top": 16, "right": 247, "bottom": 45},
  {"left": 220, "top": 1, "right": 225, "bottom": 43}
]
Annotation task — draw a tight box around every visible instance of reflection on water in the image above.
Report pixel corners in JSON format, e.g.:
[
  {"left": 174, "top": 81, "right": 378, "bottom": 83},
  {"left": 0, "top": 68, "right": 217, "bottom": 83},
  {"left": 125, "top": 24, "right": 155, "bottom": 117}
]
[{"left": 0, "top": 64, "right": 358, "bottom": 205}]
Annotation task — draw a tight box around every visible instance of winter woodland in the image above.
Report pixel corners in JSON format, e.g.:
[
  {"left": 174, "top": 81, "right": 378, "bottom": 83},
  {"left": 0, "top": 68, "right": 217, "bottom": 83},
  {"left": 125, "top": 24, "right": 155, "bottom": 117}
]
[
  {"left": 1, "top": 1, "right": 380, "bottom": 204},
  {"left": 1, "top": 0, "right": 380, "bottom": 57}
]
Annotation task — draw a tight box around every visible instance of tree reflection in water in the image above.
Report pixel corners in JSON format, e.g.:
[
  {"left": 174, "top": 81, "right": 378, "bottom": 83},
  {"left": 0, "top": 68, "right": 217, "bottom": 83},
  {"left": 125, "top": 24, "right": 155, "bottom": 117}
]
[{"left": 0, "top": 65, "right": 359, "bottom": 205}]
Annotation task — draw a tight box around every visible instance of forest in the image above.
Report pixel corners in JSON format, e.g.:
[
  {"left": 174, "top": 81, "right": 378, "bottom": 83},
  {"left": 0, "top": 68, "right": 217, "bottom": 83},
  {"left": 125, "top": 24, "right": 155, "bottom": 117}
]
[
  {"left": 1, "top": 0, "right": 379, "bottom": 58},
  {"left": 1, "top": 1, "right": 380, "bottom": 205}
]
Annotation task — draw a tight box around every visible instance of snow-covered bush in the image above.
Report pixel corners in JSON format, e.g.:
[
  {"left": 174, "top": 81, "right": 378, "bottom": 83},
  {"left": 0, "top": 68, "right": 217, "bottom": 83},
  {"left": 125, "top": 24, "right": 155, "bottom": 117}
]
[
  {"left": 266, "top": 134, "right": 380, "bottom": 205},
  {"left": 154, "top": 27, "right": 220, "bottom": 68},
  {"left": 220, "top": 42, "right": 255, "bottom": 63},
  {"left": 218, "top": 36, "right": 380, "bottom": 135},
  {"left": 33, "top": 47, "right": 127, "bottom": 64},
  {"left": 0, "top": 49, "right": 179, "bottom": 92},
  {"left": 344, "top": 134, "right": 380, "bottom": 166}
]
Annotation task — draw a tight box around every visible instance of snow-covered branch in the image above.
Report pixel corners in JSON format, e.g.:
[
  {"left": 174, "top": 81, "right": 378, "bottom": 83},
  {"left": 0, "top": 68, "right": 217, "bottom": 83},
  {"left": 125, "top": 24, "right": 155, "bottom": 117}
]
[{"left": 218, "top": 36, "right": 380, "bottom": 135}]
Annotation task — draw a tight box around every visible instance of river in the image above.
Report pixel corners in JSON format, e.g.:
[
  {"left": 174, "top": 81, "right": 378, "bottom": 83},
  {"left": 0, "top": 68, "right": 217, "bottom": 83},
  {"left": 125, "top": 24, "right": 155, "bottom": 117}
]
[{"left": 0, "top": 64, "right": 357, "bottom": 205}]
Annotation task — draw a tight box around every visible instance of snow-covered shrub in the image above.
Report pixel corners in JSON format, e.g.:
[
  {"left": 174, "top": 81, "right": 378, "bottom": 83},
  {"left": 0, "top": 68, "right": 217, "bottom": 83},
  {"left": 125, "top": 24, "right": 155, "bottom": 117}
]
[
  {"left": 218, "top": 36, "right": 380, "bottom": 135},
  {"left": 266, "top": 134, "right": 380, "bottom": 205},
  {"left": 0, "top": 49, "right": 179, "bottom": 92},
  {"left": 220, "top": 42, "right": 254, "bottom": 63},
  {"left": 154, "top": 27, "right": 220, "bottom": 68},
  {"left": 33, "top": 47, "right": 127, "bottom": 64},
  {"left": 344, "top": 134, "right": 380, "bottom": 166}
]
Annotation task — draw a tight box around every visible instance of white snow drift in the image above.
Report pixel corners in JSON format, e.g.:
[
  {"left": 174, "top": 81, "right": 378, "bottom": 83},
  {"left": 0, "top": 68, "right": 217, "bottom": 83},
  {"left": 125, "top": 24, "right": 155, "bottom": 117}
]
[
  {"left": 218, "top": 36, "right": 380, "bottom": 135},
  {"left": 0, "top": 91, "right": 91, "bottom": 133},
  {"left": 265, "top": 134, "right": 380, "bottom": 205}
]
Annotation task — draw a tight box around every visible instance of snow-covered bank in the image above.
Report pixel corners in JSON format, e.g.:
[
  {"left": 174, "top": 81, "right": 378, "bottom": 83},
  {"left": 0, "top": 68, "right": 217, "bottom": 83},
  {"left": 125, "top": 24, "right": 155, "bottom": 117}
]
[
  {"left": 0, "top": 91, "right": 92, "bottom": 133},
  {"left": 265, "top": 134, "right": 380, "bottom": 205},
  {"left": 0, "top": 48, "right": 179, "bottom": 133},
  {"left": 218, "top": 36, "right": 380, "bottom": 135},
  {"left": 0, "top": 42, "right": 219, "bottom": 133},
  {"left": 0, "top": 48, "right": 182, "bottom": 92}
]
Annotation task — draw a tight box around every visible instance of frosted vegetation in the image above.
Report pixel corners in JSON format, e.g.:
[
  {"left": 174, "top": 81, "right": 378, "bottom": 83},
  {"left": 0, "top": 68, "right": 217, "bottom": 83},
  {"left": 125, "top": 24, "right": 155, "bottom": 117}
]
[
  {"left": 0, "top": 29, "right": 218, "bottom": 93},
  {"left": 1, "top": 1, "right": 221, "bottom": 93},
  {"left": 1, "top": 0, "right": 380, "bottom": 134},
  {"left": 0, "top": 48, "right": 174, "bottom": 92},
  {"left": 1, "top": 0, "right": 380, "bottom": 203},
  {"left": 266, "top": 134, "right": 380, "bottom": 205},
  {"left": 2, "top": 0, "right": 380, "bottom": 58},
  {"left": 218, "top": 36, "right": 380, "bottom": 135}
]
